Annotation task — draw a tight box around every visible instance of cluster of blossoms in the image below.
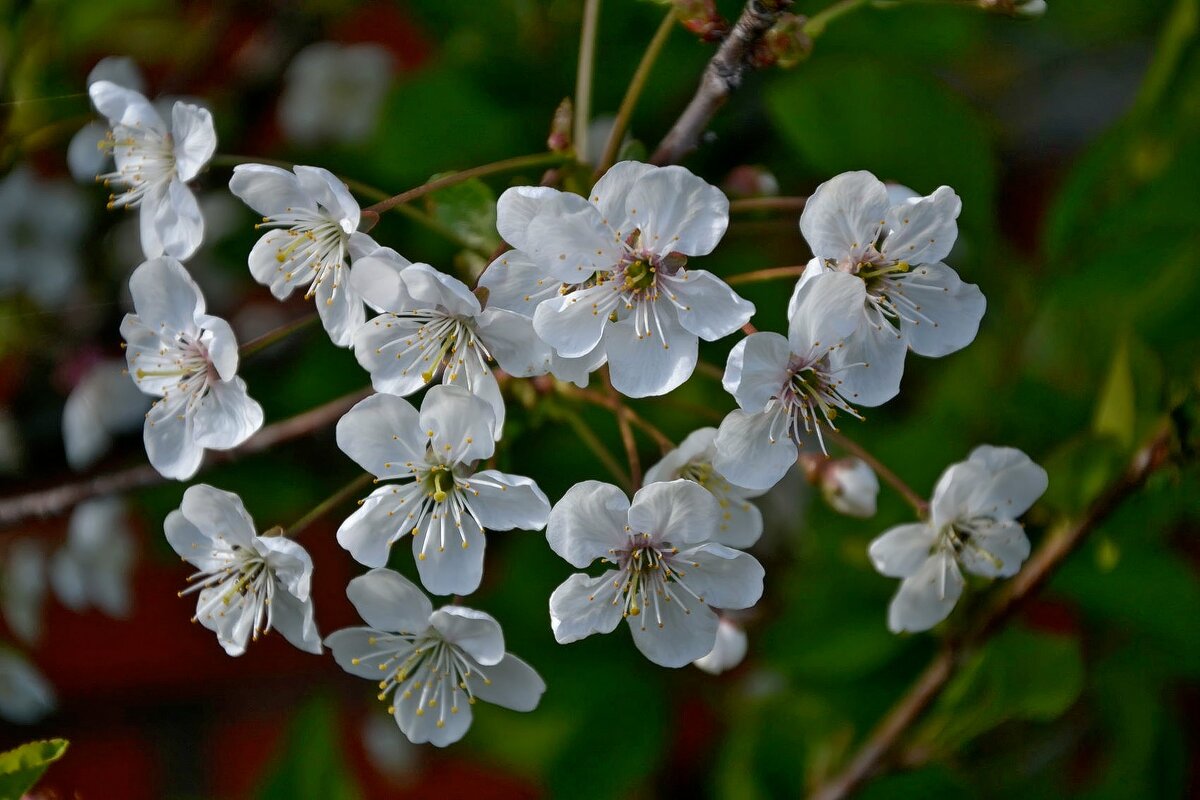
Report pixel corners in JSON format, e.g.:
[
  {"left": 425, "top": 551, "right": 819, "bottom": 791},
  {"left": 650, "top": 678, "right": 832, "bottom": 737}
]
[{"left": 2, "top": 51, "right": 1051, "bottom": 740}]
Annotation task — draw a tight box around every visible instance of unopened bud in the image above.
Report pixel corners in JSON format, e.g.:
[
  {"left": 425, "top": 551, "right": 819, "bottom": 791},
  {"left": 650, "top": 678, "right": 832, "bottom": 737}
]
[
  {"left": 547, "top": 97, "right": 573, "bottom": 153},
  {"left": 820, "top": 457, "right": 879, "bottom": 518},
  {"left": 755, "top": 13, "right": 812, "bottom": 69},
  {"left": 693, "top": 617, "right": 748, "bottom": 675},
  {"left": 674, "top": 0, "right": 730, "bottom": 42},
  {"left": 723, "top": 165, "right": 780, "bottom": 199}
]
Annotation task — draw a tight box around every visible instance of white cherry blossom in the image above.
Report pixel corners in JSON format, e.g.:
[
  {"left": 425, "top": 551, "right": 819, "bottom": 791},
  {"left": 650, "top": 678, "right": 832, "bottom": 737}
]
[
  {"left": 496, "top": 161, "right": 754, "bottom": 397},
  {"left": 122, "top": 257, "right": 263, "bottom": 480},
  {"left": 165, "top": 484, "right": 322, "bottom": 656},
  {"left": 351, "top": 259, "right": 550, "bottom": 437},
  {"left": 62, "top": 359, "right": 150, "bottom": 471},
  {"left": 229, "top": 163, "right": 380, "bottom": 347},
  {"left": 326, "top": 568, "right": 545, "bottom": 747},
  {"left": 279, "top": 42, "right": 393, "bottom": 145},
  {"left": 50, "top": 498, "right": 136, "bottom": 618},
  {"left": 68, "top": 57, "right": 145, "bottom": 182},
  {"left": 90, "top": 80, "right": 215, "bottom": 260},
  {"left": 693, "top": 616, "right": 748, "bottom": 675},
  {"left": 0, "top": 167, "right": 88, "bottom": 306},
  {"left": 478, "top": 249, "right": 607, "bottom": 387},
  {"left": 335, "top": 385, "right": 551, "bottom": 595},
  {"left": 868, "top": 445, "right": 1048, "bottom": 633},
  {"left": 547, "top": 479, "right": 764, "bottom": 668},
  {"left": 794, "top": 170, "right": 985, "bottom": 405},
  {"left": 714, "top": 271, "right": 875, "bottom": 491},
  {"left": 644, "top": 427, "right": 765, "bottom": 548},
  {"left": 0, "top": 649, "right": 55, "bottom": 724}
]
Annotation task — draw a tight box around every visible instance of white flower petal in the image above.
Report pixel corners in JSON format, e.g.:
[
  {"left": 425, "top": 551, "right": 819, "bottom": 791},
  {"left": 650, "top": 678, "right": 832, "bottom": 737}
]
[
  {"left": 348, "top": 247, "right": 413, "bottom": 312},
  {"left": 477, "top": 308, "right": 552, "bottom": 378},
  {"left": 477, "top": 250, "right": 558, "bottom": 317},
  {"left": 345, "top": 568, "right": 433, "bottom": 633},
  {"left": 532, "top": 283, "right": 618, "bottom": 358},
  {"left": 412, "top": 513, "right": 487, "bottom": 596},
  {"left": 896, "top": 263, "right": 986, "bottom": 358},
  {"left": 335, "top": 393, "right": 426, "bottom": 480},
  {"left": 293, "top": 165, "right": 360, "bottom": 230},
  {"left": 675, "top": 543, "right": 764, "bottom": 609},
  {"left": 430, "top": 606, "right": 505, "bottom": 665},
  {"left": 623, "top": 165, "right": 729, "bottom": 257},
  {"left": 154, "top": 178, "right": 205, "bottom": 260},
  {"left": 495, "top": 185, "right": 561, "bottom": 251},
  {"left": 143, "top": 394, "right": 203, "bottom": 480},
  {"left": 313, "top": 263, "right": 364, "bottom": 348},
  {"left": 800, "top": 170, "right": 889, "bottom": 265},
  {"left": 722, "top": 332, "right": 789, "bottom": 412},
  {"left": 828, "top": 305, "right": 906, "bottom": 408},
  {"left": 89, "top": 80, "right": 163, "bottom": 129},
  {"left": 549, "top": 571, "right": 624, "bottom": 643},
  {"left": 665, "top": 269, "right": 754, "bottom": 341},
  {"left": 228, "top": 164, "right": 317, "bottom": 218},
  {"left": 880, "top": 185, "right": 960, "bottom": 266},
  {"left": 887, "top": 552, "right": 964, "bottom": 633},
  {"left": 604, "top": 313, "right": 697, "bottom": 397},
  {"left": 786, "top": 270, "right": 865, "bottom": 357},
  {"left": 958, "top": 519, "right": 1031, "bottom": 579},
  {"left": 419, "top": 384, "right": 496, "bottom": 465},
  {"left": 127, "top": 256, "right": 203, "bottom": 336},
  {"left": 179, "top": 484, "right": 259, "bottom": 549},
  {"left": 268, "top": 585, "right": 323, "bottom": 654},
  {"left": 587, "top": 160, "right": 656, "bottom": 233},
  {"left": 693, "top": 618, "right": 748, "bottom": 675},
  {"left": 713, "top": 409, "right": 796, "bottom": 492},
  {"left": 627, "top": 480, "right": 720, "bottom": 546},
  {"left": 337, "top": 484, "right": 422, "bottom": 568},
  {"left": 326, "top": 626, "right": 405, "bottom": 678},
  {"left": 467, "top": 470, "right": 551, "bottom": 531},
  {"left": 546, "top": 480, "right": 629, "bottom": 568},
  {"left": 868, "top": 522, "right": 935, "bottom": 579},
  {"left": 627, "top": 588, "right": 719, "bottom": 668},
  {"left": 521, "top": 193, "right": 623, "bottom": 282},
  {"left": 170, "top": 102, "right": 216, "bottom": 182},
  {"left": 963, "top": 445, "right": 1048, "bottom": 519},
  {"left": 467, "top": 653, "right": 545, "bottom": 712},
  {"left": 191, "top": 377, "right": 263, "bottom": 450}
]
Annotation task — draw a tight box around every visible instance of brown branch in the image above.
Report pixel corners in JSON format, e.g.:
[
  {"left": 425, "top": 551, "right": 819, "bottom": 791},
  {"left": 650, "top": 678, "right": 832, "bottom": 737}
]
[
  {"left": 0, "top": 387, "right": 372, "bottom": 527},
  {"left": 650, "top": 0, "right": 792, "bottom": 165},
  {"left": 729, "top": 195, "right": 808, "bottom": 214},
  {"left": 725, "top": 265, "right": 807, "bottom": 286},
  {"left": 807, "top": 423, "right": 1177, "bottom": 800},
  {"left": 603, "top": 368, "right": 643, "bottom": 490},
  {"left": 826, "top": 429, "right": 929, "bottom": 517}
]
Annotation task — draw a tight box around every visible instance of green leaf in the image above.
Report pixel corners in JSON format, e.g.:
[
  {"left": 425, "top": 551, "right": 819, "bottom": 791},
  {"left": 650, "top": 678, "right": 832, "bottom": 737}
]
[
  {"left": 915, "top": 627, "right": 1084, "bottom": 753},
  {"left": 424, "top": 176, "right": 501, "bottom": 253},
  {"left": 1093, "top": 335, "right": 1136, "bottom": 448},
  {"left": 258, "top": 696, "right": 360, "bottom": 800},
  {"left": 765, "top": 58, "right": 996, "bottom": 239},
  {"left": 0, "top": 739, "right": 69, "bottom": 800}
]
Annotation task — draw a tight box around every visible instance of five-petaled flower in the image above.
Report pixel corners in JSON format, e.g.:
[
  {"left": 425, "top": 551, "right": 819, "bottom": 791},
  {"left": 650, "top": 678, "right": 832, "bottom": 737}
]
[
  {"left": 352, "top": 257, "right": 550, "bottom": 437},
  {"left": 335, "top": 385, "right": 551, "bottom": 595},
  {"left": 868, "top": 445, "right": 1048, "bottom": 633},
  {"left": 89, "top": 80, "right": 215, "bottom": 260},
  {"left": 121, "top": 256, "right": 264, "bottom": 480},
  {"left": 715, "top": 271, "right": 876, "bottom": 491},
  {"left": 547, "top": 479, "right": 764, "bottom": 668},
  {"left": 229, "top": 163, "right": 380, "bottom": 347},
  {"left": 166, "top": 484, "right": 322, "bottom": 656},
  {"left": 495, "top": 161, "right": 755, "bottom": 397},
  {"left": 326, "top": 568, "right": 545, "bottom": 746},
  {"left": 794, "top": 170, "right": 985, "bottom": 405}
]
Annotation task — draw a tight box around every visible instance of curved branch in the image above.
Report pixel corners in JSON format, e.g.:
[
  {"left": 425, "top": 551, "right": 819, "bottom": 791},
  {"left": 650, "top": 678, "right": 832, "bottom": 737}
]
[
  {"left": 807, "top": 423, "right": 1178, "bottom": 800},
  {"left": 650, "top": 0, "right": 791, "bottom": 165},
  {"left": 0, "top": 387, "right": 371, "bottom": 527}
]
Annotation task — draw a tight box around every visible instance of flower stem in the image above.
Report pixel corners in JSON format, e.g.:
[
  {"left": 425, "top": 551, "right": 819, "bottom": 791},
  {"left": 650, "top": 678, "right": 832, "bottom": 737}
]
[
  {"left": 602, "top": 369, "right": 643, "bottom": 489},
  {"left": 567, "top": 386, "right": 676, "bottom": 452},
  {"left": 286, "top": 473, "right": 375, "bottom": 539},
  {"left": 729, "top": 195, "right": 809, "bottom": 214},
  {"left": 725, "top": 264, "right": 807, "bottom": 286},
  {"left": 575, "top": 0, "right": 603, "bottom": 164},
  {"left": 597, "top": 8, "right": 677, "bottom": 173},
  {"left": 238, "top": 313, "right": 319, "bottom": 358},
  {"left": 825, "top": 429, "right": 929, "bottom": 516},
  {"left": 804, "top": 0, "right": 870, "bottom": 38},
  {"left": 556, "top": 406, "right": 631, "bottom": 491},
  {"left": 360, "top": 152, "right": 570, "bottom": 218}
]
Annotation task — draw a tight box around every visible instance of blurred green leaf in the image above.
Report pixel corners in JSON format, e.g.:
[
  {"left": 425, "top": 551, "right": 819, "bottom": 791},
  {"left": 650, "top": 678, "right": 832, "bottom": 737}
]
[
  {"left": 1092, "top": 336, "right": 1136, "bottom": 449},
  {"left": 424, "top": 176, "right": 501, "bottom": 253},
  {"left": 765, "top": 58, "right": 996, "bottom": 238},
  {"left": 916, "top": 628, "right": 1084, "bottom": 753},
  {"left": 0, "top": 738, "right": 68, "bottom": 800},
  {"left": 258, "top": 696, "right": 360, "bottom": 800}
]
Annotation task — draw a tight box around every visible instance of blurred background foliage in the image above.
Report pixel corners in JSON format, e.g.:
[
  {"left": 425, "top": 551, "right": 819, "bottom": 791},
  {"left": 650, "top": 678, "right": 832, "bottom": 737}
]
[{"left": 0, "top": 0, "right": 1197, "bottom": 798}]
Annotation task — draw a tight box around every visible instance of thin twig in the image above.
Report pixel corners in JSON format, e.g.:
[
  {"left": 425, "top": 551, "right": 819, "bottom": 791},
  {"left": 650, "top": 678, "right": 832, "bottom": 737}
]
[
  {"left": 0, "top": 387, "right": 372, "bottom": 527},
  {"left": 650, "top": 0, "right": 792, "bottom": 165},
  {"left": 557, "top": 407, "right": 632, "bottom": 491},
  {"left": 807, "top": 423, "right": 1177, "bottom": 800},
  {"left": 567, "top": 387, "right": 676, "bottom": 453},
  {"left": 826, "top": 429, "right": 929, "bottom": 517},
  {"left": 286, "top": 473, "right": 375, "bottom": 539},
  {"left": 360, "top": 152, "right": 569, "bottom": 219},
  {"left": 725, "top": 265, "right": 806, "bottom": 286},
  {"left": 239, "top": 313, "right": 319, "bottom": 358},
  {"left": 575, "top": 0, "right": 603, "bottom": 163},
  {"left": 729, "top": 195, "right": 808, "bottom": 214},
  {"left": 602, "top": 369, "right": 643, "bottom": 489},
  {"left": 597, "top": 8, "right": 677, "bottom": 173}
]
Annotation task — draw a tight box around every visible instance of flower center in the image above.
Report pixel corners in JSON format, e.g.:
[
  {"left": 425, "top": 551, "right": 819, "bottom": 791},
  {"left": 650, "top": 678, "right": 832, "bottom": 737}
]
[
  {"left": 356, "top": 634, "right": 490, "bottom": 730},
  {"left": 376, "top": 311, "right": 492, "bottom": 385},
  {"left": 768, "top": 352, "right": 864, "bottom": 453},
  {"left": 603, "top": 531, "right": 705, "bottom": 626},
  {"left": 256, "top": 212, "right": 350, "bottom": 304},
  {"left": 180, "top": 545, "right": 276, "bottom": 640},
  {"left": 98, "top": 127, "right": 177, "bottom": 210}
]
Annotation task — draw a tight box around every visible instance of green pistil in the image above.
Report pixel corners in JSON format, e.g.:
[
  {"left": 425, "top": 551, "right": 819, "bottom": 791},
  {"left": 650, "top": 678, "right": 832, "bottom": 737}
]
[{"left": 623, "top": 260, "right": 656, "bottom": 291}]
